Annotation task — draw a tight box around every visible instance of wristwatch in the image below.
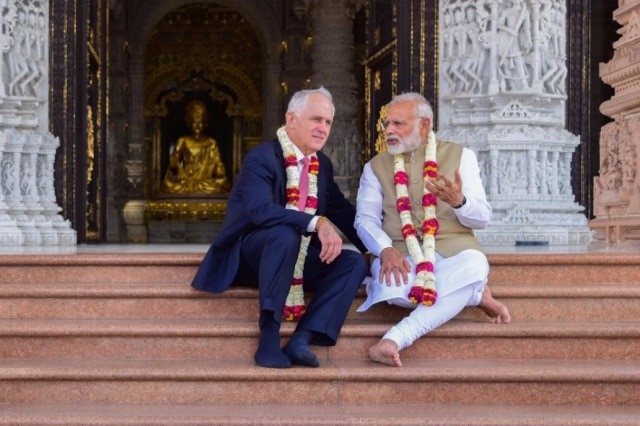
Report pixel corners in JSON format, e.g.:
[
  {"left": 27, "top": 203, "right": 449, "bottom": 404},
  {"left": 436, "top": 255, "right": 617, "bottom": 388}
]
[{"left": 453, "top": 196, "right": 467, "bottom": 209}]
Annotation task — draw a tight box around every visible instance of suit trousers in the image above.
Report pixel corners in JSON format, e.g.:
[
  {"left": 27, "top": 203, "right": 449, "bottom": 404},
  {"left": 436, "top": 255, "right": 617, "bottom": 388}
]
[{"left": 235, "top": 224, "right": 367, "bottom": 346}]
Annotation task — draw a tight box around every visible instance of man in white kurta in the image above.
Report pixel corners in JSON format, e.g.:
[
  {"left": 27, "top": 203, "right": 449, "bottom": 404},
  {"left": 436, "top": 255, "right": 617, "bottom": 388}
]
[{"left": 355, "top": 93, "right": 511, "bottom": 367}]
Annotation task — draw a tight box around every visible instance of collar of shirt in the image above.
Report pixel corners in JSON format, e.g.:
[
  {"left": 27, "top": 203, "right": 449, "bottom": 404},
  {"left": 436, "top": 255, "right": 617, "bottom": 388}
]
[{"left": 290, "top": 143, "right": 311, "bottom": 172}]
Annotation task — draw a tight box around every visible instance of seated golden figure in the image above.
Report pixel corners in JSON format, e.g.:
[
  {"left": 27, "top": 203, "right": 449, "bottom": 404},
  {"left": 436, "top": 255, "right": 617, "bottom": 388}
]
[{"left": 161, "top": 101, "right": 231, "bottom": 194}]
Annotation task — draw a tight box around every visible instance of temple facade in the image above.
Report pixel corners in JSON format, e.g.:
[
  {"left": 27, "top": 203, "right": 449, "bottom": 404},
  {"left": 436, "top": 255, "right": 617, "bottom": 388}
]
[{"left": 0, "top": 0, "right": 635, "bottom": 246}]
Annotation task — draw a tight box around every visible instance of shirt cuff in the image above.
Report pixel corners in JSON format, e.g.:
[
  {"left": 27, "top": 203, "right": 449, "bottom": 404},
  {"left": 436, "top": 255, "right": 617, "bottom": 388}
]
[{"left": 307, "top": 216, "right": 319, "bottom": 233}]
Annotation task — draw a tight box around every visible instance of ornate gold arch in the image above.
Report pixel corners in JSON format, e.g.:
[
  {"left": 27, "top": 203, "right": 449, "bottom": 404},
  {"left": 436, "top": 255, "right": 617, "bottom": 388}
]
[{"left": 144, "top": 62, "right": 262, "bottom": 120}]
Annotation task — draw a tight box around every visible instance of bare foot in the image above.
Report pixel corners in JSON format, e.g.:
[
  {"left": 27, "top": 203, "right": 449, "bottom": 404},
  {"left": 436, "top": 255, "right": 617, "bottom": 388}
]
[
  {"left": 478, "top": 284, "right": 511, "bottom": 324},
  {"left": 368, "top": 338, "right": 402, "bottom": 367}
]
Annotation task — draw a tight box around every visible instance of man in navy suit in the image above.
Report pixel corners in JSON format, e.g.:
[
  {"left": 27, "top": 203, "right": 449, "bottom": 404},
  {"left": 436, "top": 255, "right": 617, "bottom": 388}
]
[{"left": 192, "top": 87, "right": 368, "bottom": 368}]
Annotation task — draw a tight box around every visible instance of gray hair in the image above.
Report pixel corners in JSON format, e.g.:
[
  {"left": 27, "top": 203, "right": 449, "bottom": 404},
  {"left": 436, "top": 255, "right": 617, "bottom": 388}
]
[
  {"left": 287, "top": 86, "right": 335, "bottom": 115},
  {"left": 389, "top": 92, "right": 434, "bottom": 124}
]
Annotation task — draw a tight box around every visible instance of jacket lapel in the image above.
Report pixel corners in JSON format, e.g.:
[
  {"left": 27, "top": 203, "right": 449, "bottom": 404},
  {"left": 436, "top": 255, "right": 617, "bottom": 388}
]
[{"left": 273, "top": 140, "right": 287, "bottom": 205}]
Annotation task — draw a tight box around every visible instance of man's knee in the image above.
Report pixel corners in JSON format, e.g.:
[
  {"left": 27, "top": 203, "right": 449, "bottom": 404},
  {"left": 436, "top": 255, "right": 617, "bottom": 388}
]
[
  {"left": 265, "top": 225, "right": 303, "bottom": 250},
  {"left": 460, "top": 249, "right": 490, "bottom": 280},
  {"left": 341, "top": 249, "right": 368, "bottom": 278}
]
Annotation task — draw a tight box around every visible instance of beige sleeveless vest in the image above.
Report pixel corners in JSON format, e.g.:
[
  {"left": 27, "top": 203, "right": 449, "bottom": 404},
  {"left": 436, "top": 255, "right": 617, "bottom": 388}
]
[{"left": 370, "top": 140, "right": 481, "bottom": 258}]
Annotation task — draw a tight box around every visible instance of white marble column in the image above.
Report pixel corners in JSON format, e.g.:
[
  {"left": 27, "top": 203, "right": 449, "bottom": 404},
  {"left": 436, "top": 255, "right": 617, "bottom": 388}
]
[
  {"left": 438, "top": 0, "right": 591, "bottom": 245},
  {"left": 0, "top": 0, "right": 75, "bottom": 245}
]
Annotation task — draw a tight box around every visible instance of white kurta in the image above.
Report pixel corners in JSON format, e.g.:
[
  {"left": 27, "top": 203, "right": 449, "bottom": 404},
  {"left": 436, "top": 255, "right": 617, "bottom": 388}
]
[{"left": 355, "top": 147, "right": 492, "bottom": 350}]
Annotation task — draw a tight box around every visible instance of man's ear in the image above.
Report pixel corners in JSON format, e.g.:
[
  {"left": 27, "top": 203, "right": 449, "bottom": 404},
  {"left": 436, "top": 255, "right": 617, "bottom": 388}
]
[
  {"left": 422, "top": 117, "right": 432, "bottom": 132},
  {"left": 285, "top": 111, "right": 296, "bottom": 127}
]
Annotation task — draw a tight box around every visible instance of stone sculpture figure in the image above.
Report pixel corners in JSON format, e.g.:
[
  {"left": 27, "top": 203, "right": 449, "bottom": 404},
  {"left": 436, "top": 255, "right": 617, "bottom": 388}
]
[
  {"left": 463, "top": 6, "right": 486, "bottom": 94},
  {"left": 496, "top": 0, "right": 532, "bottom": 92}
]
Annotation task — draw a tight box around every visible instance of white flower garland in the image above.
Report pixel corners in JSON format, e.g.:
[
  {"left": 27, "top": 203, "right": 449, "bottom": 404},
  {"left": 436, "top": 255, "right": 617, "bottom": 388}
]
[
  {"left": 393, "top": 130, "right": 438, "bottom": 305},
  {"left": 277, "top": 126, "right": 319, "bottom": 320}
]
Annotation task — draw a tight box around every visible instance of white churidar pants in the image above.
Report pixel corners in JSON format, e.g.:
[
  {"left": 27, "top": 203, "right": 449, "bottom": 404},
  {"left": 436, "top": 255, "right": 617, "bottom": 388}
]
[{"left": 358, "top": 249, "right": 489, "bottom": 350}]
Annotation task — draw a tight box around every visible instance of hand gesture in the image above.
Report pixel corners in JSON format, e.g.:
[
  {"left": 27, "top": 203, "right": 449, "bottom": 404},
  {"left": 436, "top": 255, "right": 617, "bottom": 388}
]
[{"left": 425, "top": 170, "right": 465, "bottom": 208}]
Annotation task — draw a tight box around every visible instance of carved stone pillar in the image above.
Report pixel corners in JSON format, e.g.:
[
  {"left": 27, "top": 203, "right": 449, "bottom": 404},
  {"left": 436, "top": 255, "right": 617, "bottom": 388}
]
[
  {"left": 590, "top": 0, "right": 640, "bottom": 245},
  {"left": 308, "top": 0, "right": 363, "bottom": 199},
  {"left": 122, "top": 50, "right": 147, "bottom": 243},
  {"left": 438, "top": 0, "right": 591, "bottom": 245},
  {"left": 0, "top": 0, "right": 75, "bottom": 245}
]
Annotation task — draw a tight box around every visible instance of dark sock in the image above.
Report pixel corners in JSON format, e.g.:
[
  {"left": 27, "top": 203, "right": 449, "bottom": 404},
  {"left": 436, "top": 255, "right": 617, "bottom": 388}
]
[
  {"left": 289, "top": 330, "right": 315, "bottom": 345},
  {"left": 283, "top": 329, "right": 319, "bottom": 368},
  {"left": 254, "top": 311, "right": 291, "bottom": 368}
]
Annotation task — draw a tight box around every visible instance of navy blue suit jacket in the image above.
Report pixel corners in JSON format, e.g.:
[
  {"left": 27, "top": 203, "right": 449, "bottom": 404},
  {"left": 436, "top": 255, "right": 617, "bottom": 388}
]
[{"left": 192, "top": 139, "right": 366, "bottom": 292}]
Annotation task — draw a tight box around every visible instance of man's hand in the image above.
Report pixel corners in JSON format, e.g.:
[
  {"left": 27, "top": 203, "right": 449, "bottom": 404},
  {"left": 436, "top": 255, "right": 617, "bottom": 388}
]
[
  {"left": 316, "top": 218, "right": 342, "bottom": 264},
  {"left": 425, "top": 170, "right": 464, "bottom": 208},
  {"left": 379, "top": 247, "right": 411, "bottom": 286}
]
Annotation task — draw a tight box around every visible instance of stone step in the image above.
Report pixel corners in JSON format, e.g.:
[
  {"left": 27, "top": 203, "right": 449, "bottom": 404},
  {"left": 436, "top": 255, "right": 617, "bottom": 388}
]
[
  {"left": 486, "top": 252, "right": 640, "bottom": 284},
  {"left": 1, "top": 358, "right": 639, "bottom": 406},
  {"left": 357, "top": 282, "right": 640, "bottom": 321},
  {"left": 2, "top": 282, "right": 639, "bottom": 320},
  {"left": 1, "top": 402, "right": 640, "bottom": 425},
  {"left": 0, "top": 254, "right": 200, "bottom": 284},
  {"left": 1, "top": 252, "right": 639, "bottom": 284},
  {"left": 1, "top": 318, "right": 639, "bottom": 361}
]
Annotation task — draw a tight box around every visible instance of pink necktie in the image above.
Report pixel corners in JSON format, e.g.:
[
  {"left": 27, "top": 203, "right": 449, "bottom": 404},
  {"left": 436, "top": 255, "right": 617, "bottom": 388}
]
[{"left": 298, "top": 157, "right": 309, "bottom": 211}]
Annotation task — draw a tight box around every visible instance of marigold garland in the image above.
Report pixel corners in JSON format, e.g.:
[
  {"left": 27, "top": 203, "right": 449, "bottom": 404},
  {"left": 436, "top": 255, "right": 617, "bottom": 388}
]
[
  {"left": 393, "top": 130, "right": 439, "bottom": 306},
  {"left": 277, "top": 126, "right": 319, "bottom": 321}
]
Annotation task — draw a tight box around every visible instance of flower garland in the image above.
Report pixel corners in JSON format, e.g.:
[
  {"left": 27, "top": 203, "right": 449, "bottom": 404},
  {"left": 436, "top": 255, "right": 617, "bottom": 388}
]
[
  {"left": 277, "top": 126, "right": 319, "bottom": 321},
  {"left": 393, "top": 130, "right": 438, "bottom": 306}
]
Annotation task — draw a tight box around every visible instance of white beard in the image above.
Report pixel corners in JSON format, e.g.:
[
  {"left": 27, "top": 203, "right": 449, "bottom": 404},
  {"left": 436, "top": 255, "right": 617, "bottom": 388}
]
[
  {"left": 386, "top": 141, "right": 405, "bottom": 156},
  {"left": 386, "top": 126, "right": 424, "bottom": 155}
]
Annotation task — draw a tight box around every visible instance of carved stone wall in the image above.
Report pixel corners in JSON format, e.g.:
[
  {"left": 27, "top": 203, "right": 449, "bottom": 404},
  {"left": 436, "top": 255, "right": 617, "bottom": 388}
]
[
  {"left": 438, "top": 0, "right": 592, "bottom": 245},
  {"left": 590, "top": 0, "right": 640, "bottom": 245},
  {"left": 0, "top": 0, "right": 75, "bottom": 245}
]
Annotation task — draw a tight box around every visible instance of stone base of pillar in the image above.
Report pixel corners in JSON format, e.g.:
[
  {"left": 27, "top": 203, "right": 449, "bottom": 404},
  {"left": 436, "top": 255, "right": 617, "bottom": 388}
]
[
  {"left": 123, "top": 200, "right": 148, "bottom": 243},
  {"left": 0, "top": 214, "right": 22, "bottom": 244},
  {"left": 477, "top": 223, "right": 594, "bottom": 246},
  {"left": 16, "top": 220, "right": 41, "bottom": 245},
  {"left": 476, "top": 203, "right": 593, "bottom": 246},
  {"left": 0, "top": 213, "right": 76, "bottom": 246},
  {"left": 50, "top": 217, "right": 77, "bottom": 245},
  {"left": 0, "top": 128, "right": 77, "bottom": 246},
  {"left": 589, "top": 217, "right": 640, "bottom": 246}
]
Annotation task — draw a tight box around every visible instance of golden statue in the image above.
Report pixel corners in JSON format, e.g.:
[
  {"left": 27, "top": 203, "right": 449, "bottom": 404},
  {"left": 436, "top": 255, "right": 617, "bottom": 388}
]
[{"left": 161, "top": 100, "right": 231, "bottom": 194}]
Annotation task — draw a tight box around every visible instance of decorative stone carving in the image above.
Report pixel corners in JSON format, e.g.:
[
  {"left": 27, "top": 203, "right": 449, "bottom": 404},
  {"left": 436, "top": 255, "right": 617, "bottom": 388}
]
[
  {"left": 591, "top": 0, "right": 640, "bottom": 245},
  {"left": 0, "top": 0, "right": 75, "bottom": 245},
  {"left": 438, "top": 0, "right": 591, "bottom": 246}
]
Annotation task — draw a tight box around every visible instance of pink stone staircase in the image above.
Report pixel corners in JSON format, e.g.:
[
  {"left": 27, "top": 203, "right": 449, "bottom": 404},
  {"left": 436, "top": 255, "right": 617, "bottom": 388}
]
[{"left": 1, "top": 250, "right": 640, "bottom": 424}]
